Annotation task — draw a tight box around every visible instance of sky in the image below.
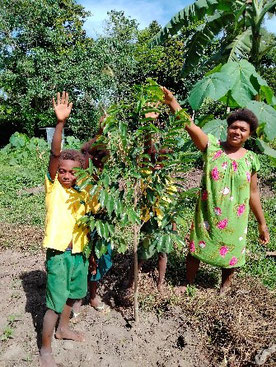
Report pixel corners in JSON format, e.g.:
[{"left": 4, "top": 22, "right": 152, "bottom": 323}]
[{"left": 76, "top": 0, "right": 276, "bottom": 37}]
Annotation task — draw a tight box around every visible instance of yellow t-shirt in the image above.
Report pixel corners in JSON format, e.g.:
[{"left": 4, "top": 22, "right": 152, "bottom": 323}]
[{"left": 42, "top": 174, "right": 99, "bottom": 253}]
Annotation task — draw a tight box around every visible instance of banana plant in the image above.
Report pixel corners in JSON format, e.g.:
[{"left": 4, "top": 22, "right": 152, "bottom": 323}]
[{"left": 151, "top": 0, "right": 276, "bottom": 75}]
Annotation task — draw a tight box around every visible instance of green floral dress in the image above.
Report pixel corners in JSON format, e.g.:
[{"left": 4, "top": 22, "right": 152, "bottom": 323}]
[{"left": 190, "top": 134, "right": 260, "bottom": 268}]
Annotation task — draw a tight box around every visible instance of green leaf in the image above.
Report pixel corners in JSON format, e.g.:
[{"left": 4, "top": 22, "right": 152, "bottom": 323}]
[
  {"left": 106, "top": 195, "right": 115, "bottom": 215},
  {"left": 121, "top": 212, "right": 128, "bottom": 226},
  {"left": 89, "top": 217, "right": 96, "bottom": 232},
  {"left": 259, "top": 85, "right": 276, "bottom": 105},
  {"left": 102, "top": 175, "right": 110, "bottom": 188},
  {"left": 114, "top": 199, "right": 123, "bottom": 215},
  {"left": 107, "top": 223, "right": 115, "bottom": 236},
  {"left": 256, "top": 139, "right": 276, "bottom": 158},
  {"left": 202, "top": 119, "right": 227, "bottom": 141},
  {"left": 95, "top": 239, "right": 108, "bottom": 258},
  {"left": 127, "top": 208, "right": 140, "bottom": 224},
  {"left": 99, "top": 189, "right": 108, "bottom": 208},
  {"left": 220, "top": 60, "right": 258, "bottom": 107},
  {"left": 246, "top": 101, "right": 276, "bottom": 140},
  {"left": 157, "top": 234, "right": 171, "bottom": 253},
  {"left": 188, "top": 72, "right": 232, "bottom": 110},
  {"left": 83, "top": 241, "right": 93, "bottom": 259},
  {"left": 95, "top": 221, "right": 104, "bottom": 238}
]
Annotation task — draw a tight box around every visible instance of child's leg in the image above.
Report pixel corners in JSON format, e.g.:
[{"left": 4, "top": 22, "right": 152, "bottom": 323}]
[
  {"left": 220, "top": 268, "right": 235, "bottom": 295},
  {"left": 175, "top": 253, "right": 200, "bottom": 294},
  {"left": 72, "top": 299, "right": 82, "bottom": 316},
  {"left": 55, "top": 299, "right": 85, "bottom": 341},
  {"left": 39, "top": 309, "right": 59, "bottom": 367},
  {"left": 157, "top": 252, "right": 167, "bottom": 292},
  {"left": 124, "top": 259, "right": 144, "bottom": 289},
  {"left": 89, "top": 281, "right": 98, "bottom": 307}
]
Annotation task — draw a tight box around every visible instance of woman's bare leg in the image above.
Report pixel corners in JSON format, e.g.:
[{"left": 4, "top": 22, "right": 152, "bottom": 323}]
[{"left": 220, "top": 268, "right": 235, "bottom": 295}]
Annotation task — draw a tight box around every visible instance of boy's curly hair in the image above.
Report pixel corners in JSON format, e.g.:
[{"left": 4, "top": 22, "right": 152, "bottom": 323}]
[
  {"left": 227, "top": 108, "right": 258, "bottom": 133},
  {"left": 59, "top": 149, "right": 85, "bottom": 168}
]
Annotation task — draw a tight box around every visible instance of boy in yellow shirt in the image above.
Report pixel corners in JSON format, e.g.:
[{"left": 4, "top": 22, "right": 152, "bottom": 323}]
[{"left": 40, "top": 92, "right": 90, "bottom": 367}]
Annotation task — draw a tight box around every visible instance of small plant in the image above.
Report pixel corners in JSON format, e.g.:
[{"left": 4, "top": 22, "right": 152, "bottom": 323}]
[
  {"left": 0, "top": 314, "right": 21, "bottom": 341},
  {"left": 186, "top": 284, "right": 196, "bottom": 297},
  {"left": 0, "top": 326, "right": 14, "bottom": 341}
]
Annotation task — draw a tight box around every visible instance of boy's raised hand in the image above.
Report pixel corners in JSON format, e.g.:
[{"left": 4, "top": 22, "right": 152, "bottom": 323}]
[{"left": 53, "top": 91, "right": 73, "bottom": 123}]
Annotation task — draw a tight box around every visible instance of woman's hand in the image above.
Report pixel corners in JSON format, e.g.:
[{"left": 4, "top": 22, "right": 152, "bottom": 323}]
[
  {"left": 258, "top": 223, "right": 270, "bottom": 245},
  {"left": 53, "top": 91, "right": 73, "bottom": 123},
  {"left": 161, "top": 87, "right": 181, "bottom": 113}
]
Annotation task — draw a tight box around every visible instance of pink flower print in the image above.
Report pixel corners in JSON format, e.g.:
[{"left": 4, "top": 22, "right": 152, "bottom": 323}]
[
  {"left": 214, "top": 207, "right": 222, "bottom": 216},
  {"left": 222, "top": 161, "right": 228, "bottom": 170},
  {"left": 199, "top": 241, "right": 206, "bottom": 248},
  {"left": 217, "top": 218, "right": 228, "bottom": 229},
  {"left": 203, "top": 221, "right": 210, "bottom": 230},
  {"left": 189, "top": 241, "right": 195, "bottom": 253},
  {"left": 246, "top": 172, "right": 251, "bottom": 182},
  {"left": 221, "top": 187, "right": 230, "bottom": 195},
  {"left": 237, "top": 204, "right": 246, "bottom": 217},
  {"left": 213, "top": 150, "right": 223, "bottom": 160},
  {"left": 211, "top": 167, "right": 219, "bottom": 181},
  {"left": 229, "top": 256, "right": 238, "bottom": 266},
  {"left": 202, "top": 190, "right": 208, "bottom": 201},
  {"left": 219, "top": 246, "right": 228, "bottom": 257},
  {"left": 232, "top": 160, "right": 238, "bottom": 172}
]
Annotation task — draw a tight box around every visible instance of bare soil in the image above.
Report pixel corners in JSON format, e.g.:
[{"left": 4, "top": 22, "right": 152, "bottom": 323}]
[{"left": 0, "top": 224, "right": 275, "bottom": 367}]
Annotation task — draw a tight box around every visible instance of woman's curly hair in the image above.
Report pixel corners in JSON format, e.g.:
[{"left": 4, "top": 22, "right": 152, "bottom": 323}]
[
  {"left": 59, "top": 149, "right": 85, "bottom": 168},
  {"left": 227, "top": 108, "right": 258, "bottom": 133}
]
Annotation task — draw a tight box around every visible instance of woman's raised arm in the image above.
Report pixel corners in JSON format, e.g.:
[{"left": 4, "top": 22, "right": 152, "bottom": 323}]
[{"left": 162, "top": 87, "right": 208, "bottom": 152}]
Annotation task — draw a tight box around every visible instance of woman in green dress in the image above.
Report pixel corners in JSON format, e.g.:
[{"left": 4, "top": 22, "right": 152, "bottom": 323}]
[{"left": 162, "top": 87, "right": 270, "bottom": 294}]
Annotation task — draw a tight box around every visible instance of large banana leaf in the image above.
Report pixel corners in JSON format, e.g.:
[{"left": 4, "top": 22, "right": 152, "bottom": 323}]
[
  {"left": 182, "top": 12, "right": 234, "bottom": 76},
  {"left": 150, "top": 0, "right": 233, "bottom": 46}
]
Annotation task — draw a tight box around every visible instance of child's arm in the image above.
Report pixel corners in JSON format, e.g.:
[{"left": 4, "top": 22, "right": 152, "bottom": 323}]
[
  {"left": 80, "top": 113, "right": 106, "bottom": 154},
  {"left": 49, "top": 91, "right": 73, "bottom": 180},
  {"left": 162, "top": 87, "right": 208, "bottom": 152},
  {"left": 249, "top": 172, "right": 270, "bottom": 245}
]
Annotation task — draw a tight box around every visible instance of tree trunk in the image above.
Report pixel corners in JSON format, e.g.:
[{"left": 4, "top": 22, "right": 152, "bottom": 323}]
[
  {"left": 133, "top": 224, "right": 139, "bottom": 322},
  {"left": 133, "top": 181, "right": 140, "bottom": 322}
]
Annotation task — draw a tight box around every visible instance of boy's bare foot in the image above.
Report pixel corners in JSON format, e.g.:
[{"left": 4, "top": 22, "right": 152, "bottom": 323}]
[
  {"left": 39, "top": 349, "right": 57, "bottom": 367},
  {"left": 55, "top": 327, "right": 85, "bottom": 342}
]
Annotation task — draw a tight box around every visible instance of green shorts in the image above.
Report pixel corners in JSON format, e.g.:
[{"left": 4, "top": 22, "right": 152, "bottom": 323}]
[{"left": 46, "top": 249, "right": 89, "bottom": 313}]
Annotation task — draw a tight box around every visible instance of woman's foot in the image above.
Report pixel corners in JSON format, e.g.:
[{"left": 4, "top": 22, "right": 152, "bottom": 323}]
[
  {"left": 174, "top": 284, "right": 188, "bottom": 296},
  {"left": 55, "top": 327, "right": 85, "bottom": 342}
]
